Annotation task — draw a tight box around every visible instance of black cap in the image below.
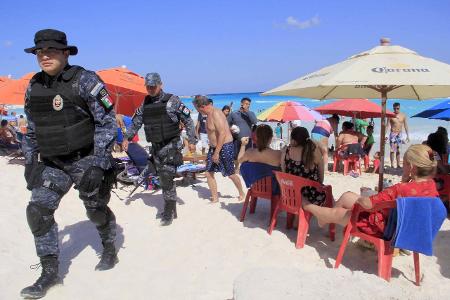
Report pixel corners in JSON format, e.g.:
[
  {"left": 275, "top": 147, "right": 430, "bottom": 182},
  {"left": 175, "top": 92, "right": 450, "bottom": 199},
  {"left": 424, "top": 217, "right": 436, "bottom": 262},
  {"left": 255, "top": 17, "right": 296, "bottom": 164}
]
[{"left": 24, "top": 29, "right": 78, "bottom": 55}]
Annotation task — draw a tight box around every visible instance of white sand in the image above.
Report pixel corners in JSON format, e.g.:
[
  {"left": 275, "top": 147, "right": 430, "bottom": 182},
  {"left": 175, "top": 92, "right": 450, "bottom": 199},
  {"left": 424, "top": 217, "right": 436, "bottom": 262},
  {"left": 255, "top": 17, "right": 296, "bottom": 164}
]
[{"left": 1, "top": 156, "right": 450, "bottom": 299}]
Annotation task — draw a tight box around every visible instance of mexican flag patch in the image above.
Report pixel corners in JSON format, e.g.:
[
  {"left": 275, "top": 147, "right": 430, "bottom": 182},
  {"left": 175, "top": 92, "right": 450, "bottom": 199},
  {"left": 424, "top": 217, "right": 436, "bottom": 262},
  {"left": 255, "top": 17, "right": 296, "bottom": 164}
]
[{"left": 101, "top": 95, "right": 113, "bottom": 110}]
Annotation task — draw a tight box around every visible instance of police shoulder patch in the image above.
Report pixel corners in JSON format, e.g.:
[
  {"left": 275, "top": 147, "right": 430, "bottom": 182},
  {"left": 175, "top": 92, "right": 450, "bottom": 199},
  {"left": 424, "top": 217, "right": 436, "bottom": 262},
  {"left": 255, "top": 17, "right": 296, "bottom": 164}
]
[
  {"left": 178, "top": 103, "right": 190, "bottom": 117},
  {"left": 96, "top": 87, "right": 113, "bottom": 110}
]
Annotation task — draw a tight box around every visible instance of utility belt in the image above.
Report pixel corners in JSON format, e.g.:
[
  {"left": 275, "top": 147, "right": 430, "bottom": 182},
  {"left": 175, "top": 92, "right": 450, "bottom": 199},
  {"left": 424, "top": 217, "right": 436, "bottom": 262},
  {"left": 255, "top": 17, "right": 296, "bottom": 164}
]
[
  {"left": 43, "top": 145, "right": 94, "bottom": 165},
  {"left": 151, "top": 136, "right": 180, "bottom": 151}
]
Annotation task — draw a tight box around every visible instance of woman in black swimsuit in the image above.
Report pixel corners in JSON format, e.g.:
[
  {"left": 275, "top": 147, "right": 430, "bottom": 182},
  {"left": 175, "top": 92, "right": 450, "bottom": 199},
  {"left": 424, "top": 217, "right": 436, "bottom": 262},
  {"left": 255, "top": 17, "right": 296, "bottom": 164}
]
[{"left": 281, "top": 126, "right": 326, "bottom": 206}]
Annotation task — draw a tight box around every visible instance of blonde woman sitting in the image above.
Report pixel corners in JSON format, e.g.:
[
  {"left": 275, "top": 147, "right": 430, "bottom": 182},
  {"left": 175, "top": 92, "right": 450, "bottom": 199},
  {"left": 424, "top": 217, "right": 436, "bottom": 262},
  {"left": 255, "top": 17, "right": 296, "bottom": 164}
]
[{"left": 305, "top": 144, "right": 439, "bottom": 235}]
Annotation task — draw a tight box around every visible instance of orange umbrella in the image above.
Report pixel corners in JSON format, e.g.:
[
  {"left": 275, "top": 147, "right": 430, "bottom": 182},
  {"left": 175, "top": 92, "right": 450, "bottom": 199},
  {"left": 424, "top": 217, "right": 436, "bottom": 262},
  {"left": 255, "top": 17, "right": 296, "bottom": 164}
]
[
  {"left": 97, "top": 67, "right": 147, "bottom": 116},
  {"left": 0, "top": 76, "right": 11, "bottom": 85},
  {"left": 0, "top": 72, "right": 35, "bottom": 105}
]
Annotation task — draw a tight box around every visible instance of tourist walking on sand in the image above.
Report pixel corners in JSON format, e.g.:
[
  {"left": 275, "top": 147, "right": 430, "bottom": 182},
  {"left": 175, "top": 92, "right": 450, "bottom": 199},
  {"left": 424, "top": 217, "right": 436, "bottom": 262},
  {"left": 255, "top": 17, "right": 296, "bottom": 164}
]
[
  {"left": 227, "top": 97, "right": 258, "bottom": 159},
  {"left": 311, "top": 114, "right": 340, "bottom": 172},
  {"left": 195, "top": 107, "right": 210, "bottom": 155},
  {"left": 21, "top": 29, "right": 118, "bottom": 299},
  {"left": 386, "top": 102, "right": 410, "bottom": 168},
  {"left": 122, "top": 73, "right": 197, "bottom": 226},
  {"left": 193, "top": 95, "right": 245, "bottom": 203}
]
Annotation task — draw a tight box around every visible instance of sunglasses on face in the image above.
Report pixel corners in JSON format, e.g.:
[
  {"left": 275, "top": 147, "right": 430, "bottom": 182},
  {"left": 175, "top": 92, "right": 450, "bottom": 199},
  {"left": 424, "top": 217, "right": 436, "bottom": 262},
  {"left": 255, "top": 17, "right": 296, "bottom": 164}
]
[{"left": 35, "top": 48, "right": 64, "bottom": 56}]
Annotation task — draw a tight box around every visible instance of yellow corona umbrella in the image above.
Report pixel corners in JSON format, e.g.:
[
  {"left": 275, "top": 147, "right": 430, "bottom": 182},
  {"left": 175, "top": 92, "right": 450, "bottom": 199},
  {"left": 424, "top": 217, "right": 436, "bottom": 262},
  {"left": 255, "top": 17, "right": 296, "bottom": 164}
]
[{"left": 264, "top": 38, "right": 450, "bottom": 190}]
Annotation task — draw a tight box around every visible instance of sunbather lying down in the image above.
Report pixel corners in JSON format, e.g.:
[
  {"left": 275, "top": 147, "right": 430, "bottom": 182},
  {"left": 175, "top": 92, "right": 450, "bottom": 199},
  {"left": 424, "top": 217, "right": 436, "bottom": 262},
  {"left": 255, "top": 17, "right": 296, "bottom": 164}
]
[{"left": 302, "top": 144, "right": 438, "bottom": 235}]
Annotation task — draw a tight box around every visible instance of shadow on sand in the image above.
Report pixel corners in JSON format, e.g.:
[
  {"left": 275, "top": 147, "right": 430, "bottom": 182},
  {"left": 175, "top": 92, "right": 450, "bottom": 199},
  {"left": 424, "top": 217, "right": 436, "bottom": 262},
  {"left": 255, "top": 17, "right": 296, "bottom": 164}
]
[
  {"left": 433, "top": 229, "right": 450, "bottom": 279},
  {"left": 220, "top": 199, "right": 415, "bottom": 280},
  {"left": 58, "top": 221, "right": 125, "bottom": 279}
]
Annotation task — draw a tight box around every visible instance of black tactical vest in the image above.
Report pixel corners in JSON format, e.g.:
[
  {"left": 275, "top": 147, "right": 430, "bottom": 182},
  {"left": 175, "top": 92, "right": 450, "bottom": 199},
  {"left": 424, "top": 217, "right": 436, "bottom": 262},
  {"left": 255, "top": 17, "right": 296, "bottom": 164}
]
[
  {"left": 27, "top": 66, "right": 95, "bottom": 158},
  {"left": 142, "top": 93, "right": 180, "bottom": 144}
]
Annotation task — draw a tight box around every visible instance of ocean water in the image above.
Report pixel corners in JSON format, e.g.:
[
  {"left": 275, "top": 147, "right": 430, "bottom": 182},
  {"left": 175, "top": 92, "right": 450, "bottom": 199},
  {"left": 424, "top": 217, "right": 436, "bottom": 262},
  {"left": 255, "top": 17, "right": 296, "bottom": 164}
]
[
  {"left": 5, "top": 92, "right": 448, "bottom": 151},
  {"left": 195, "top": 92, "right": 448, "bottom": 143}
]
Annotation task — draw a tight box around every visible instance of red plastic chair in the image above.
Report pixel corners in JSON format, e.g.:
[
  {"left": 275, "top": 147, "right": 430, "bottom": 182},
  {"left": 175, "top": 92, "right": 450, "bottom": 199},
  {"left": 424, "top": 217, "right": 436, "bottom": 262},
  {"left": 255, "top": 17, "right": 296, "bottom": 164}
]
[
  {"left": 332, "top": 145, "right": 346, "bottom": 172},
  {"left": 363, "top": 154, "right": 370, "bottom": 170},
  {"left": 343, "top": 154, "right": 361, "bottom": 176},
  {"left": 333, "top": 145, "right": 361, "bottom": 175},
  {"left": 240, "top": 176, "right": 279, "bottom": 222},
  {"left": 269, "top": 171, "right": 335, "bottom": 248},
  {"left": 334, "top": 202, "right": 421, "bottom": 285},
  {"left": 435, "top": 174, "right": 450, "bottom": 201}
]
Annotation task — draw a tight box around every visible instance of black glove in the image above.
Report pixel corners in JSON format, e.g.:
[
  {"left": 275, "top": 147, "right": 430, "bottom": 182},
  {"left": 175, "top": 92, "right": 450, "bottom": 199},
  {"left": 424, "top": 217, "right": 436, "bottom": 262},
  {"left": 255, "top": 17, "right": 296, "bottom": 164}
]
[
  {"left": 24, "top": 160, "right": 45, "bottom": 191},
  {"left": 79, "top": 166, "right": 104, "bottom": 193}
]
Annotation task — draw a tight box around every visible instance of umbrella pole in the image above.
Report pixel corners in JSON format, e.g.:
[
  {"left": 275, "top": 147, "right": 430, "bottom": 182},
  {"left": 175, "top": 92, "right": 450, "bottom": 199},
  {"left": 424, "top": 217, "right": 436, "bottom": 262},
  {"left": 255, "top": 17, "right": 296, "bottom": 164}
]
[{"left": 378, "top": 90, "right": 388, "bottom": 191}]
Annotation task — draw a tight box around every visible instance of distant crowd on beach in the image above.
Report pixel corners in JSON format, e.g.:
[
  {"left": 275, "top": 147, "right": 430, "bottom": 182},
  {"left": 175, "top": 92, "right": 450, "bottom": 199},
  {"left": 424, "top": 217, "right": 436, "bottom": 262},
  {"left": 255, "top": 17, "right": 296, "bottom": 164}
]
[{"left": 0, "top": 111, "right": 27, "bottom": 152}]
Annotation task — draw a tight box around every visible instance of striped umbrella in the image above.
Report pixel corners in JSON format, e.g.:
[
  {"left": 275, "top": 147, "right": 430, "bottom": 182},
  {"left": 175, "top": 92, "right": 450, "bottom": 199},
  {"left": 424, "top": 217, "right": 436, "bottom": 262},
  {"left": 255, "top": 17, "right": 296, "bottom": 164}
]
[{"left": 257, "top": 101, "right": 323, "bottom": 122}]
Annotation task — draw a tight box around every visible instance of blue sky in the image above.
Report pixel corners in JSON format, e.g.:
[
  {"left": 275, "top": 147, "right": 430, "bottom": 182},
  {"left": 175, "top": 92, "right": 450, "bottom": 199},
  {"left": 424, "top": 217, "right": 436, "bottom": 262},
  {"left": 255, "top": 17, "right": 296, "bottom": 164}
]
[{"left": 1, "top": 0, "right": 450, "bottom": 95}]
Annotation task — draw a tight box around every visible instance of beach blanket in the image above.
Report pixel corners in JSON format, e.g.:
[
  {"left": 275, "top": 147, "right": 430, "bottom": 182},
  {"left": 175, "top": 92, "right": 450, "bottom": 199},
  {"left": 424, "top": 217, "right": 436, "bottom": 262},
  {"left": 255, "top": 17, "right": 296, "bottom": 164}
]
[
  {"left": 240, "top": 162, "right": 280, "bottom": 195},
  {"left": 392, "top": 197, "right": 446, "bottom": 256}
]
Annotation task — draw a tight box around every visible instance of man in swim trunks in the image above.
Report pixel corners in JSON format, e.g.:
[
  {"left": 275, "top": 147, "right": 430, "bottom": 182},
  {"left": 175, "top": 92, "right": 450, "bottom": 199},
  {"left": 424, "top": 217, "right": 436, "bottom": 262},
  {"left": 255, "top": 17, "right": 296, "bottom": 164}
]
[
  {"left": 193, "top": 95, "right": 245, "bottom": 203},
  {"left": 386, "top": 102, "right": 410, "bottom": 168}
]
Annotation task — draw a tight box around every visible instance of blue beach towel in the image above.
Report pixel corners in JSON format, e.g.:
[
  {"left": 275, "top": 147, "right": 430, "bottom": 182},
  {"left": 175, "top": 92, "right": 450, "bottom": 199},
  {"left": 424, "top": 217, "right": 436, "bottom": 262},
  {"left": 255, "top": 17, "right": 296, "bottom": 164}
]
[
  {"left": 393, "top": 197, "right": 447, "bottom": 256},
  {"left": 240, "top": 162, "right": 280, "bottom": 195},
  {"left": 177, "top": 163, "right": 206, "bottom": 174}
]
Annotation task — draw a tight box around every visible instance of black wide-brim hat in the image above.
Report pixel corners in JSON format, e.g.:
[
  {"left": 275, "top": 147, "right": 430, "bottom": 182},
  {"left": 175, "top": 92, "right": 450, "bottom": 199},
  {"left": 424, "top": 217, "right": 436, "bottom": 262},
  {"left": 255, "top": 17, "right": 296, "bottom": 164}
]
[{"left": 24, "top": 29, "right": 78, "bottom": 55}]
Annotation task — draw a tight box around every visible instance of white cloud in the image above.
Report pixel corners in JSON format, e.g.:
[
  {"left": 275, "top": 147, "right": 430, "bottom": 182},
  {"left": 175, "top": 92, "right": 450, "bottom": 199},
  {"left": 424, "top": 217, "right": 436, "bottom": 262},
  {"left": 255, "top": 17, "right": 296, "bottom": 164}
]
[
  {"left": 283, "top": 15, "right": 320, "bottom": 29},
  {"left": 3, "top": 40, "right": 13, "bottom": 47}
]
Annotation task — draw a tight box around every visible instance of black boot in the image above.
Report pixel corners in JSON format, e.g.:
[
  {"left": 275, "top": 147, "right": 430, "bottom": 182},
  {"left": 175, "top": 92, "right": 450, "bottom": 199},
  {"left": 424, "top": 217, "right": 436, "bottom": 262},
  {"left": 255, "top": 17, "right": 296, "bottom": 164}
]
[
  {"left": 160, "top": 200, "right": 177, "bottom": 226},
  {"left": 156, "top": 200, "right": 178, "bottom": 220},
  {"left": 20, "top": 255, "right": 60, "bottom": 299},
  {"left": 95, "top": 242, "right": 118, "bottom": 271}
]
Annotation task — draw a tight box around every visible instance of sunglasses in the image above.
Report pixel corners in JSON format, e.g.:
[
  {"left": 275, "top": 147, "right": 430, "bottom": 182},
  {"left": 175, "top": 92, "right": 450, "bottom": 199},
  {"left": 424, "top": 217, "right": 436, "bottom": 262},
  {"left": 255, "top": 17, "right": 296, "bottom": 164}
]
[{"left": 35, "top": 48, "right": 64, "bottom": 56}]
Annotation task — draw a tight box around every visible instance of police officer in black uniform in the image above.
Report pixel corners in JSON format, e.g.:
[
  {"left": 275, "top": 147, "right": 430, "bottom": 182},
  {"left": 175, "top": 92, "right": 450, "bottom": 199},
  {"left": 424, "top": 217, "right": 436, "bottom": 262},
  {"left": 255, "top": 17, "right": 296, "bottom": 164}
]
[
  {"left": 20, "top": 29, "right": 118, "bottom": 299},
  {"left": 122, "top": 73, "right": 197, "bottom": 226}
]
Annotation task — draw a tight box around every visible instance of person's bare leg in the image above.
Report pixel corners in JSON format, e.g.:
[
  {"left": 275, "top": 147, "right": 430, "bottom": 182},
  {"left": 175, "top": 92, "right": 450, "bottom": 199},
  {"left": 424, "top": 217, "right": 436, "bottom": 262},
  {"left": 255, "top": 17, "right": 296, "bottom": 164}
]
[
  {"left": 319, "top": 138, "right": 329, "bottom": 172},
  {"left": 334, "top": 191, "right": 359, "bottom": 209},
  {"left": 205, "top": 172, "right": 219, "bottom": 202},
  {"left": 228, "top": 174, "right": 246, "bottom": 201},
  {"left": 390, "top": 151, "right": 395, "bottom": 168},
  {"left": 302, "top": 201, "right": 351, "bottom": 227},
  {"left": 396, "top": 151, "right": 401, "bottom": 168}
]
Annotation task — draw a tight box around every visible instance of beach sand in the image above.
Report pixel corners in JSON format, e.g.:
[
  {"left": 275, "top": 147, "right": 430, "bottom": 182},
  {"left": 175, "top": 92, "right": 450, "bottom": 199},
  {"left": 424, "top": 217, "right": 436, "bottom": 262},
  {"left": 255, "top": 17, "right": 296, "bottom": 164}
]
[{"left": 1, "top": 156, "right": 450, "bottom": 299}]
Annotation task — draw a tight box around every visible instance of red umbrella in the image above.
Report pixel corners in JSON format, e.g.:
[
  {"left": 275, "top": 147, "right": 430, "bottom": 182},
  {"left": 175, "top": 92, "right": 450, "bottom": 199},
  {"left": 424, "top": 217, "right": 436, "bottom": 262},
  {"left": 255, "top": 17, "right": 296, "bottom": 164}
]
[
  {"left": 97, "top": 67, "right": 147, "bottom": 116},
  {"left": 314, "top": 98, "right": 395, "bottom": 118}
]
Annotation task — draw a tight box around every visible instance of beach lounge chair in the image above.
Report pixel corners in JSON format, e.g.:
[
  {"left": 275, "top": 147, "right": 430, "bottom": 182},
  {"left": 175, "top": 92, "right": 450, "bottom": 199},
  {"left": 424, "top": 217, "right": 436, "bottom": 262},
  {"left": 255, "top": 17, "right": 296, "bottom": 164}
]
[
  {"left": 269, "top": 171, "right": 335, "bottom": 249},
  {"left": 335, "top": 197, "right": 446, "bottom": 285}
]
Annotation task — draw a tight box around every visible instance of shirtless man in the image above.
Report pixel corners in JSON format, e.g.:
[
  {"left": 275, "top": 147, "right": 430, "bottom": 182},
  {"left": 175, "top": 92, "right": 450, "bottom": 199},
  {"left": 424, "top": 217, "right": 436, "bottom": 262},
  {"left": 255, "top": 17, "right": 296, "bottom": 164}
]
[
  {"left": 193, "top": 95, "right": 245, "bottom": 203},
  {"left": 386, "top": 102, "right": 410, "bottom": 168}
]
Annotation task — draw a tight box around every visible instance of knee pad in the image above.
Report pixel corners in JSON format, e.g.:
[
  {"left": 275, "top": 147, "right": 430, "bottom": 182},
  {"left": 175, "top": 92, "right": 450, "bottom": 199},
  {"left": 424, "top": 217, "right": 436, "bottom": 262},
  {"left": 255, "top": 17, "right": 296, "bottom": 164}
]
[
  {"left": 159, "top": 170, "right": 175, "bottom": 190},
  {"left": 86, "top": 206, "right": 113, "bottom": 227},
  {"left": 26, "top": 202, "right": 55, "bottom": 237}
]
